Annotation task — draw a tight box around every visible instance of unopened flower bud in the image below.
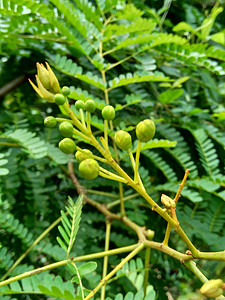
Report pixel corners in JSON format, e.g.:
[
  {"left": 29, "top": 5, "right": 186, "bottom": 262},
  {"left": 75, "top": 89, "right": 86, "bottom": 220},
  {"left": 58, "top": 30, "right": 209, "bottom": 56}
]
[
  {"left": 44, "top": 116, "right": 57, "bottom": 128},
  {"left": 45, "top": 62, "right": 60, "bottom": 93},
  {"left": 161, "top": 194, "right": 175, "bottom": 209},
  {"left": 62, "top": 86, "right": 70, "bottom": 96},
  {"left": 200, "top": 279, "right": 224, "bottom": 298},
  {"left": 146, "top": 229, "right": 155, "bottom": 240},
  {"left": 136, "top": 119, "right": 155, "bottom": 143},
  {"left": 55, "top": 94, "right": 66, "bottom": 105},
  {"left": 102, "top": 105, "right": 115, "bottom": 120},
  {"left": 37, "top": 63, "right": 51, "bottom": 90},
  {"left": 114, "top": 130, "right": 132, "bottom": 151},
  {"left": 85, "top": 99, "right": 96, "bottom": 113},
  {"left": 75, "top": 149, "right": 93, "bottom": 164},
  {"left": 79, "top": 158, "right": 99, "bottom": 180},
  {"left": 59, "top": 121, "right": 74, "bottom": 137},
  {"left": 58, "top": 138, "right": 76, "bottom": 154},
  {"left": 75, "top": 100, "right": 85, "bottom": 111}
]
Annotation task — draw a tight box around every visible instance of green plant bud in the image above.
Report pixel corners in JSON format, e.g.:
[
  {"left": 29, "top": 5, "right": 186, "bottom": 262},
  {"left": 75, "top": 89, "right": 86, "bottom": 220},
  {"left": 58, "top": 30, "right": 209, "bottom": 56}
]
[
  {"left": 85, "top": 99, "right": 96, "bottom": 113},
  {"left": 161, "top": 194, "right": 175, "bottom": 209},
  {"left": 102, "top": 105, "right": 115, "bottom": 120},
  {"left": 114, "top": 130, "right": 132, "bottom": 151},
  {"left": 44, "top": 116, "right": 57, "bottom": 128},
  {"left": 75, "top": 100, "right": 85, "bottom": 111},
  {"left": 54, "top": 94, "right": 66, "bottom": 105},
  {"left": 200, "top": 279, "right": 223, "bottom": 298},
  {"left": 79, "top": 158, "right": 99, "bottom": 180},
  {"left": 59, "top": 121, "right": 74, "bottom": 137},
  {"left": 62, "top": 86, "right": 70, "bottom": 96},
  {"left": 136, "top": 119, "right": 155, "bottom": 143},
  {"left": 146, "top": 229, "right": 155, "bottom": 240},
  {"left": 75, "top": 149, "right": 93, "bottom": 164},
  {"left": 58, "top": 138, "right": 76, "bottom": 154},
  {"left": 37, "top": 63, "right": 51, "bottom": 90}
]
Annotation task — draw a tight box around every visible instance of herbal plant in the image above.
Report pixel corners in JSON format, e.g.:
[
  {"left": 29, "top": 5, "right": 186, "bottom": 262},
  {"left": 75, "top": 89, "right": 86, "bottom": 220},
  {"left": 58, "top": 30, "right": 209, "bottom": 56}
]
[
  {"left": 0, "top": 1, "right": 225, "bottom": 299},
  {"left": 1, "top": 60, "right": 225, "bottom": 299}
]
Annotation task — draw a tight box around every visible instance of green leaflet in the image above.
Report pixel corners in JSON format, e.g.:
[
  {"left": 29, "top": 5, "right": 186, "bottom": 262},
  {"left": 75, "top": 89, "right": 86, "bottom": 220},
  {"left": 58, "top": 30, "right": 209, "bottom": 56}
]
[{"left": 57, "top": 195, "right": 83, "bottom": 258}]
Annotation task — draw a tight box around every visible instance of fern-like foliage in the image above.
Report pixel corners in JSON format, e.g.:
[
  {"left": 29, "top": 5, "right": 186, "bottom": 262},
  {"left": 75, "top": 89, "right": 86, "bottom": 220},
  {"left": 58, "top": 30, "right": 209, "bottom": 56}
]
[
  {"left": 0, "top": 153, "right": 9, "bottom": 176},
  {"left": 190, "top": 128, "right": 220, "bottom": 176},
  {"left": 1, "top": 129, "right": 47, "bottom": 159},
  {"left": 0, "top": 273, "right": 81, "bottom": 299},
  {"left": 57, "top": 195, "right": 83, "bottom": 259}
]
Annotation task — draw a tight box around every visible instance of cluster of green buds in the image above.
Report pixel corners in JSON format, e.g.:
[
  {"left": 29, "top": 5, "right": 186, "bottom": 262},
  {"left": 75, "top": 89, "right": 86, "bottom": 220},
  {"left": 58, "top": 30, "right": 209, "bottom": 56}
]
[{"left": 30, "top": 62, "right": 157, "bottom": 184}]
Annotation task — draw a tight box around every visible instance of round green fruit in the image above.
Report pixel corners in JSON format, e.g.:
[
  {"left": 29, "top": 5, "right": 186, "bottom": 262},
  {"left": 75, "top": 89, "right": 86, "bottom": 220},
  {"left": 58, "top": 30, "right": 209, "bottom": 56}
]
[
  {"left": 102, "top": 105, "right": 115, "bottom": 120},
  {"left": 59, "top": 121, "right": 74, "bottom": 137},
  {"left": 75, "top": 149, "right": 93, "bottom": 164},
  {"left": 85, "top": 99, "right": 96, "bottom": 113},
  {"left": 58, "top": 138, "right": 76, "bottom": 154},
  {"left": 79, "top": 158, "right": 99, "bottom": 180},
  {"left": 114, "top": 130, "right": 132, "bottom": 151},
  {"left": 136, "top": 119, "right": 155, "bottom": 143},
  {"left": 75, "top": 100, "right": 85, "bottom": 111},
  {"left": 54, "top": 94, "right": 66, "bottom": 105},
  {"left": 62, "top": 86, "right": 70, "bottom": 96},
  {"left": 44, "top": 116, "right": 57, "bottom": 128}
]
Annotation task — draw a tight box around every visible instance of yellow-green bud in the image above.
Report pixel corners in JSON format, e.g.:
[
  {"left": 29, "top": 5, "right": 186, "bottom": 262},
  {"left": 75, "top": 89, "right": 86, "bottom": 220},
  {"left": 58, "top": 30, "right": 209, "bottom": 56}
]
[
  {"left": 44, "top": 116, "right": 57, "bottom": 128},
  {"left": 75, "top": 100, "right": 85, "bottom": 111},
  {"left": 102, "top": 105, "right": 115, "bottom": 120},
  {"left": 55, "top": 94, "right": 66, "bottom": 105},
  {"left": 75, "top": 149, "right": 93, "bottom": 164},
  {"left": 58, "top": 138, "right": 76, "bottom": 154},
  {"left": 161, "top": 194, "right": 175, "bottom": 209},
  {"left": 114, "top": 130, "right": 132, "bottom": 151},
  {"left": 136, "top": 119, "right": 155, "bottom": 143},
  {"left": 85, "top": 99, "right": 96, "bottom": 113},
  {"left": 45, "top": 62, "right": 60, "bottom": 93},
  {"left": 146, "top": 229, "right": 155, "bottom": 240},
  {"left": 59, "top": 121, "right": 74, "bottom": 137},
  {"left": 200, "top": 279, "right": 224, "bottom": 298},
  {"left": 79, "top": 158, "right": 99, "bottom": 180},
  {"left": 37, "top": 63, "right": 51, "bottom": 90},
  {"left": 62, "top": 86, "right": 70, "bottom": 96}
]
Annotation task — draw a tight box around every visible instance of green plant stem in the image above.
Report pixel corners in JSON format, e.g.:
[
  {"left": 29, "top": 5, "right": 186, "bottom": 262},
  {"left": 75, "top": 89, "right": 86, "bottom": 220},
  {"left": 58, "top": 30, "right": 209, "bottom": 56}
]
[
  {"left": 71, "top": 261, "right": 85, "bottom": 300},
  {"left": 55, "top": 117, "right": 73, "bottom": 123},
  {"left": 0, "top": 142, "right": 21, "bottom": 147},
  {"left": 104, "top": 120, "right": 109, "bottom": 149},
  {"left": 134, "top": 141, "right": 142, "bottom": 183},
  {"left": 79, "top": 109, "right": 86, "bottom": 127},
  {"left": 86, "top": 190, "right": 118, "bottom": 198},
  {"left": 63, "top": 103, "right": 89, "bottom": 135},
  {"left": 99, "top": 170, "right": 127, "bottom": 183},
  {"left": 119, "top": 182, "right": 125, "bottom": 217},
  {"left": 163, "top": 169, "right": 190, "bottom": 246},
  {"left": 101, "top": 221, "right": 111, "bottom": 300},
  {"left": 0, "top": 245, "right": 138, "bottom": 288},
  {"left": 128, "top": 149, "right": 145, "bottom": 189},
  {"left": 84, "top": 243, "right": 145, "bottom": 300},
  {"left": 107, "top": 193, "right": 139, "bottom": 209},
  {"left": 2, "top": 215, "right": 62, "bottom": 280},
  {"left": 73, "top": 129, "right": 91, "bottom": 142},
  {"left": 184, "top": 261, "right": 208, "bottom": 283},
  {"left": 86, "top": 111, "right": 91, "bottom": 132},
  {"left": 144, "top": 247, "right": 151, "bottom": 297}
]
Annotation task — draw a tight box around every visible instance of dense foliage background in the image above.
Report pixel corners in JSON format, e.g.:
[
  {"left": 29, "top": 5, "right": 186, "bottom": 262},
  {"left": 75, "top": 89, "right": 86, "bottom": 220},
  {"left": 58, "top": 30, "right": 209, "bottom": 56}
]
[{"left": 0, "top": 0, "right": 225, "bottom": 299}]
